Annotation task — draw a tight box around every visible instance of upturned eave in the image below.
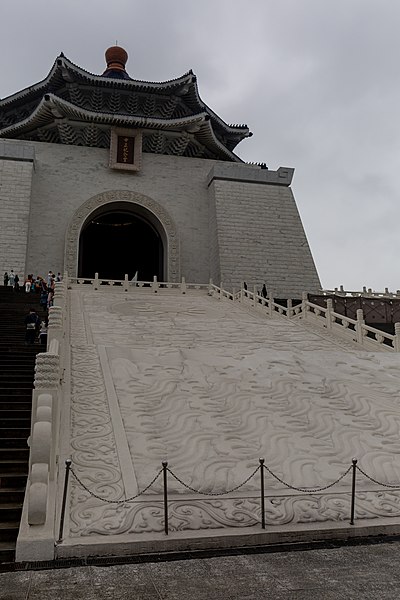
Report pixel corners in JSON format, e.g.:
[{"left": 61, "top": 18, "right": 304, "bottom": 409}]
[
  {"left": 0, "top": 94, "right": 242, "bottom": 162},
  {"left": 0, "top": 56, "right": 250, "bottom": 149}
]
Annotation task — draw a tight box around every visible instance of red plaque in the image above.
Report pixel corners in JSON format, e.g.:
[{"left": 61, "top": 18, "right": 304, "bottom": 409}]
[
  {"left": 116, "top": 135, "right": 135, "bottom": 164},
  {"left": 109, "top": 128, "right": 142, "bottom": 172}
]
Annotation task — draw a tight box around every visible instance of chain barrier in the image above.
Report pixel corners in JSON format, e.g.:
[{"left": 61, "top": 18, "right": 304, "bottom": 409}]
[
  {"left": 166, "top": 465, "right": 261, "bottom": 496},
  {"left": 262, "top": 463, "right": 352, "bottom": 493},
  {"left": 69, "top": 467, "right": 163, "bottom": 504},
  {"left": 69, "top": 462, "right": 400, "bottom": 502},
  {"left": 57, "top": 458, "right": 400, "bottom": 542},
  {"left": 356, "top": 464, "right": 400, "bottom": 489}
]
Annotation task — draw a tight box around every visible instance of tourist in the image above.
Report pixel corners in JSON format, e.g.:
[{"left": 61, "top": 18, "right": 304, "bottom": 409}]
[
  {"left": 14, "top": 273, "right": 20, "bottom": 292},
  {"left": 8, "top": 270, "right": 15, "bottom": 288},
  {"left": 24, "top": 308, "right": 40, "bottom": 345},
  {"left": 35, "top": 277, "right": 42, "bottom": 293},
  {"left": 47, "top": 278, "right": 55, "bottom": 307},
  {"left": 3, "top": 272, "right": 9, "bottom": 286},
  {"left": 261, "top": 284, "right": 268, "bottom": 299},
  {"left": 24, "top": 275, "right": 32, "bottom": 293},
  {"left": 40, "top": 280, "right": 48, "bottom": 309},
  {"left": 56, "top": 272, "right": 62, "bottom": 282}
]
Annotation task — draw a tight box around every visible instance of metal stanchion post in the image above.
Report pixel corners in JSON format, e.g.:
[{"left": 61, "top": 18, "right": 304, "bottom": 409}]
[
  {"left": 57, "top": 459, "right": 72, "bottom": 543},
  {"left": 259, "top": 458, "right": 265, "bottom": 530},
  {"left": 162, "top": 461, "right": 169, "bottom": 535},
  {"left": 350, "top": 458, "right": 358, "bottom": 525}
]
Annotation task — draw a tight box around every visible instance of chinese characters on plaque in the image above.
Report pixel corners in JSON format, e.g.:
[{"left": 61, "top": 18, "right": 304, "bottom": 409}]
[{"left": 109, "top": 128, "right": 142, "bottom": 172}]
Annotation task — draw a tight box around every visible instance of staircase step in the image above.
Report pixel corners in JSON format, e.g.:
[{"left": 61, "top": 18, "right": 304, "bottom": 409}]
[
  {"left": 0, "top": 522, "right": 20, "bottom": 543},
  {"left": 0, "top": 488, "right": 25, "bottom": 504},
  {"left": 0, "top": 504, "right": 23, "bottom": 522},
  {"left": 0, "top": 461, "right": 29, "bottom": 474},
  {"left": 0, "top": 366, "right": 37, "bottom": 372},
  {"left": 0, "top": 474, "right": 27, "bottom": 489},
  {"left": 0, "top": 376, "right": 35, "bottom": 382},
  {"left": 0, "top": 448, "right": 29, "bottom": 461},
  {"left": 0, "top": 389, "right": 33, "bottom": 397},
  {"left": 0, "top": 439, "right": 29, "bottom": 449},
  {"left": 0, "top": 418, "right": 31, "bottom": 428},
  {"left": 0, "top": 403, "right": 32, "bottom": 411},
  {"left": 0, "top": 386, "right": 34, "bottom": 394},
  {"left": 0, "top": 428, "right": 30, "bottom": 439},
  {"left": 0, "top": 410, "right": 31, "bottom": 419},
  {"left": 0, "top": 541, "right": 15, "bottom": 564}
]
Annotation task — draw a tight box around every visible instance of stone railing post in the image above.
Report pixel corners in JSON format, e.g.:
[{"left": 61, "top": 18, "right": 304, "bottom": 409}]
[
  {"left": 326, "top": 299, "right": 333, "bottom": 330},
  {"left": 268, "top": 292, "right": 274, "bottom": 316},
  {"left": 124, "top": 274, "right": 129, "bottom": 292},
  {"left": 301, "top": 292, "right": 308, "bottom": 320},
  {"left": 152, "top": 275, "right": 158, "bottom": 293},
  {"left": 356, "top": 309, "right": 365, "bottom": 345},
  {"left": 47, "top": 305, "right": 63, "bottom": 346},
  {"left": 94, "top": 272, "right": 99, "bottom": 290},
  {"left": 181, "top": 276, "right": 187, "bottom": 294},
  {"left": 394, "top": 323, "right": 400, "bottom": 352},
  {"left": 287, "top": 299, "right": 293, "bottom": 318},
  {"left": 53, "top": 280, "right": 66, "bottom": 309},
  {"left": 253, "top": 285, "right": 257, "bottom": 308},
  {"left": 208, "top": 278, "right": 213, "bottom": 295}
]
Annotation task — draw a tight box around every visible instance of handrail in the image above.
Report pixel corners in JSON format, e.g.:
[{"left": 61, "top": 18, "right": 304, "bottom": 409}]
[
  {"left": 322, "top": 286, "right": 400, "bottom": 298},
  {"left": 211, "top": 282, "right": 400, "bottom": 353},
  {"left": 68, "top": 274, "right": 210, "bottom": 293}
]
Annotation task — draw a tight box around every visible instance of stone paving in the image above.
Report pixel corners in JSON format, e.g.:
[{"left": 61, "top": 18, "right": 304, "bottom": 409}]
[{"left": 1, "top": 541, "right": 400, "bottom": 599}]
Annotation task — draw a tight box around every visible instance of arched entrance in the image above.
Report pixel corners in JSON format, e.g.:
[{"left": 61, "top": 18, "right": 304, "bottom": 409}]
[
  {"left": 78, "top": 205, "right": 163, "bottom": 280},
  {"left": 64, "top": 190, "right": 180, "bottom": 282}
]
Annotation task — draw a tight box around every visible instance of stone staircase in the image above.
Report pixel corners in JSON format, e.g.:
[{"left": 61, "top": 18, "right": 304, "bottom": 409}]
[{"left": 0, "top": 287, "right": 43, "bottom": 564}]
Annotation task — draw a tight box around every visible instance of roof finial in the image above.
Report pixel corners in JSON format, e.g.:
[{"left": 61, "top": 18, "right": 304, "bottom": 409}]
[{"left": 102, "top": 45, "right": 130, "bottom": 79}]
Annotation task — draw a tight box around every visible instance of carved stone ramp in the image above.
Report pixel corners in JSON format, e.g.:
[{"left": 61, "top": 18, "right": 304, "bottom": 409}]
[{"left": 59, "top": 287, "right": 400, "bottom": 558}]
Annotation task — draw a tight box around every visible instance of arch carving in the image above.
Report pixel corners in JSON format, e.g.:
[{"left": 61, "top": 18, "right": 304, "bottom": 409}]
[{"left": 64, "top": 190, "right": 180, "bottom": 281}]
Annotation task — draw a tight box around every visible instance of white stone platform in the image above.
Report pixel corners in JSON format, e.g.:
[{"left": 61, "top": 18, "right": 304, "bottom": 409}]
[{"left": 60, "top": 287, "right": 400, "bottom": 556}]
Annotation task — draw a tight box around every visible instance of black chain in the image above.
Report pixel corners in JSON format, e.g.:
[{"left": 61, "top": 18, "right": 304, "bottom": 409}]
[
  {"left": 356, "top": 465, "right": 400, "bottom": 489},
  {"left": 262, "top": 463, "right": 352, "bottom": 493},
  {"left": 70, "top": 461, "right": 400, "bottom": 504},
  {"left": 70, "top": 467, "right": 162, "bottom": 504},
  {"left": 166, "top": 465, "right": 261, "bottom": 496}
]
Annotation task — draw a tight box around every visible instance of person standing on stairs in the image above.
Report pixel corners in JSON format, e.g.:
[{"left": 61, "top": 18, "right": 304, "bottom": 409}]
[
  {"left": 24, "top": 308, "right": 40, "bottom": 345},
  {"left": 8, "top": 270, "right": 15, "bottom": 288}
]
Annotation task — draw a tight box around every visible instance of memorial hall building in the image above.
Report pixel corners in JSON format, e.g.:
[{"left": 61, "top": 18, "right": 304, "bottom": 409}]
[{"left": 0, "top": 46, "right": 320, "bottom": 296}]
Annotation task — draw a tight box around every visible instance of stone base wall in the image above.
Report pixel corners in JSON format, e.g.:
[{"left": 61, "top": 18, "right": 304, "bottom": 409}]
[
  {"left": 0, "top": 141, "right": 34, "bottom": 280},
  {"left": 0, "top": 139, "right": 321, "bottom": 296},
  {"left": 207, "top": 164, "right": 321, "bottom": 297}
]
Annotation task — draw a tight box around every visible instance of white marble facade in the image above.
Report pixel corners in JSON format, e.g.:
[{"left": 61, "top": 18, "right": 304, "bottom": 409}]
[{"left": 66, "top": 288, "right": 400, "bottom": 542}]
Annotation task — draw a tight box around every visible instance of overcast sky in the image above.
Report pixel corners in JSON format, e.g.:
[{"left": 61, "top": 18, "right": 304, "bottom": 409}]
[{"left": 1, "top": 0, "right": 399, "bottom": 291}]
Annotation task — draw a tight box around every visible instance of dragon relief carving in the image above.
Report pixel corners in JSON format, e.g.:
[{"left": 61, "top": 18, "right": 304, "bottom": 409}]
[{"left": 67, "top": 289, "right": 400, "bottom": 538}]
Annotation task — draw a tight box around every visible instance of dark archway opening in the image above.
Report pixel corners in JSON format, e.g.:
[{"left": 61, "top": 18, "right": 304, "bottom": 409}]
[{"left": 78, "top": 209, "right": 164, "bottom": 281}]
